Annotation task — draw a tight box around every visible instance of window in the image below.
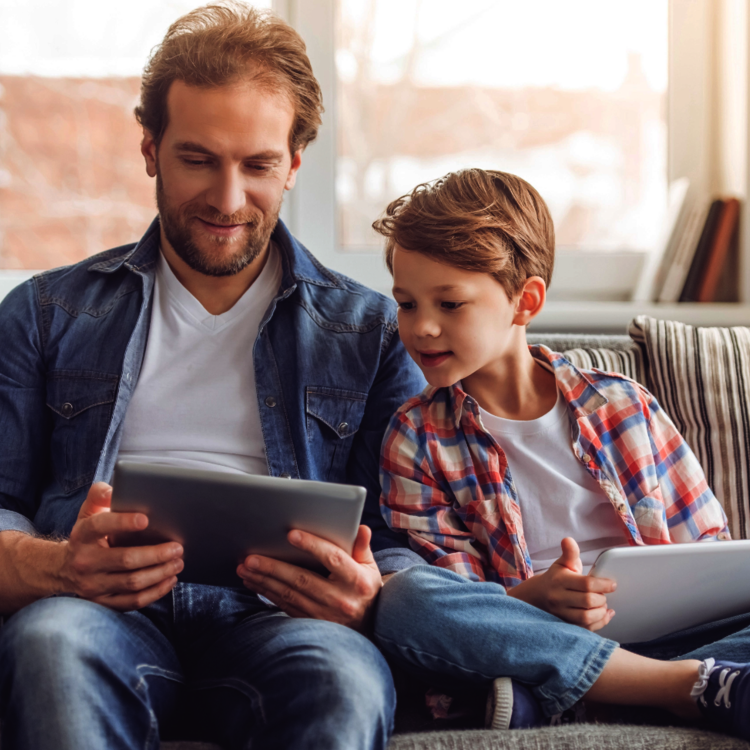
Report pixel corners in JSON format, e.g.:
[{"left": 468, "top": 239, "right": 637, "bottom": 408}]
[
  {"left": 335, "top": 0, "right": 668, "bottom": 256},
  {"left": 0, "top": 0, "right": 273, "bottom": 272}
]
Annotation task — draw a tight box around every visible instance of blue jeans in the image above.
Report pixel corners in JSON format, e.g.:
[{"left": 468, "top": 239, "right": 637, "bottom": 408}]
[
  {"left": 0, "top": 584, "right": 395, "bottom": 750},
  {"left": 374, "top": 565, "right": 750, "bottom": 717}
]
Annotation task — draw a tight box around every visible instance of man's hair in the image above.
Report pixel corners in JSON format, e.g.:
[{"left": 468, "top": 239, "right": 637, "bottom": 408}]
[
  {"left": 134, "top": 1, "right": 323, "bottom": 154},
  {"left": 373, "top": 169, "right": 555, "bottom": 298}
]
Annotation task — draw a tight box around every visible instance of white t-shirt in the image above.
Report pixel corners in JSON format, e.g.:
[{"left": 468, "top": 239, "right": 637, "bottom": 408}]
[
  {"left": 479, "top": 389, "right": 626, "bottom": 574},
  {"left": 117, "top": 245, "right": 282, "bottom": 476}
]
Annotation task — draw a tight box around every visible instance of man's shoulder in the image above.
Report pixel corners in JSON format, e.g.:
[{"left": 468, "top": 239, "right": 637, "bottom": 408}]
[{"left": 279, "top": 226, "right": 398, "bottom": 330}]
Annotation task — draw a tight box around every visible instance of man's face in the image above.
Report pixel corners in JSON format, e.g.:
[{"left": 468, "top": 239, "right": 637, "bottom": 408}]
[
  {"left": 141, "top": 80, "right": 301, "bottom": 277},
  {"left": 392, "top": 246, "right": 520, "bottom": 388}
]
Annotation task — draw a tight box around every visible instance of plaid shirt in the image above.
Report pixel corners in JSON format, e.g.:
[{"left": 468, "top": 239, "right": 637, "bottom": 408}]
[{"left": 380, "top": 346, "right": 730, "bottom": 587}]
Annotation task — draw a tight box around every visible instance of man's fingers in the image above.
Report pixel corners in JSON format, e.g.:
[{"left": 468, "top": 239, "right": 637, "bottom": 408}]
[
  {"left": 238, "top": 566, "right": 325, "bottom": 618},
  {"left": 74, "top": 509, "right": 149, "bottom": 544},
  {"left": 351, "top": 525, "right": 375, "bottom": 565},
  {"left": 77, "top": 482, "right": 114, "bottom": 521},
  {"left": 97, "top": 542, "right": 184, "bottom": 573},
  {"left": 106, "top": 557, "right": 184, "bottom": 594},
  {"left": 238, "top": 556, "right": 332, "bottom": 607},
  {"left": 96, "top": 575, "right": 179, "bottom": 612},
  {"left": 286, "top": 530, "right": 361, "bottom": 582}
]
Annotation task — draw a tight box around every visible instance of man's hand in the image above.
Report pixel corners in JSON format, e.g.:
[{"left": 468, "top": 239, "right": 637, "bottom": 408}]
[
  {"left": 57, "top": 482, "right": 184, "bottom": 610},
  {"left": 508, "top": 537, "right": 616, "bottom": 631},
  {"left": 237, "top": 524, "right": 382, "bottom": 631}
]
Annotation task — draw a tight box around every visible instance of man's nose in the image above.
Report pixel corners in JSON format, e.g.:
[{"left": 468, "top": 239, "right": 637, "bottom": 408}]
[{"left": 206, "top": 166, "right": 247, "bottom": 217}]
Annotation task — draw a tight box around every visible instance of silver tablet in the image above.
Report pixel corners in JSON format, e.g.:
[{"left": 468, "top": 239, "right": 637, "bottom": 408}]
[
  {"left": 589, "top": 540, "right": 750, "bottom": 644},
  {"left": 110, "top": 461, "right": 367, "bottom": 587}
]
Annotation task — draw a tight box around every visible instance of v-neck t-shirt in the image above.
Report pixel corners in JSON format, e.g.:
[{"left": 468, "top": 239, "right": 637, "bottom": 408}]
[{"left": 117, "top": 244, "right": 282, "bottom": 476}]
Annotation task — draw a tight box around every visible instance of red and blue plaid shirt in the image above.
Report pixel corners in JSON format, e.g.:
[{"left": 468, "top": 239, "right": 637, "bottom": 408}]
[{"left": 380, "top": 346, "right": 730, "bottom": 587}]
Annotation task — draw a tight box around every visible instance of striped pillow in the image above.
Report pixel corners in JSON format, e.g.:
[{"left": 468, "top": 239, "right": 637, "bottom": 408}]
[
  {"left": 629, "top": 315, "right": 750, "bottom": 540},
  {"left": 528, "top": 334, "right": 647, "bottom": 385}
]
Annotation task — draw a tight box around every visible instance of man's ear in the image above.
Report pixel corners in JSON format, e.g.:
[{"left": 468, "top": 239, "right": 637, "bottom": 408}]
[
  {"left": 284, "top": 150, "right": 303, "bottom": 190},
  {"left": 141, "top": 130, "right": 158, "bottom": 178},
  {"left": 512, "top": 276, "right": 547, "bottom": 326}
]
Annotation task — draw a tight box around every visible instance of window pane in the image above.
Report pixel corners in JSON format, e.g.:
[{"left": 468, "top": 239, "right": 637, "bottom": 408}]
[
  {"left": 0, "top": 0, "right": 273, "bottom": 270},
  {"left": 336, "top": 0, "right": 668, "bottom": 252}
]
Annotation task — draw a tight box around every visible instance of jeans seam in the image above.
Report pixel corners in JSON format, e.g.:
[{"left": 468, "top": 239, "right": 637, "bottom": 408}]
[
  {"left": 133, "top": 664, "right": 185, "bottom": 750},
  {"left": 534, "top": 637, "right": 618, "bottom": 716},
  {"left": 190, "top": 677, "right": 267, "bottom": 724}
]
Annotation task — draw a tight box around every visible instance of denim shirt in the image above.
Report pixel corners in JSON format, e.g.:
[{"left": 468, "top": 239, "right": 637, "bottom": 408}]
[{"left": 0, "top": 217, "right": 426, "bottom": 574}]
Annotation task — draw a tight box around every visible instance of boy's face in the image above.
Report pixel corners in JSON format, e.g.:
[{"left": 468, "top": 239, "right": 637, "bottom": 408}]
[{"left": 392, "top": 246, "right": 524, "bottom": 388}]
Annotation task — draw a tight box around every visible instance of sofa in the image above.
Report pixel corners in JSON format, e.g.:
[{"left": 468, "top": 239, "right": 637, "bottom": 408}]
[{"left": 32, "top": 317, "right": 750, "bottom": 749}]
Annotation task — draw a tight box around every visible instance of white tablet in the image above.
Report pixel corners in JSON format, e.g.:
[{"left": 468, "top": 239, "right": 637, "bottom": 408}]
[
  {"left": 110, "top": 461, "right": 367, "bottom": 587},
  {"left": 589, "top": 541, "right": 750, "bottom": 644}
]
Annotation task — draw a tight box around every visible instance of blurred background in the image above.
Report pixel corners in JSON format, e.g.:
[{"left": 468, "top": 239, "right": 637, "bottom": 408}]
[{"left": 1, "top": 0, "right": 748, "bottom": 330}]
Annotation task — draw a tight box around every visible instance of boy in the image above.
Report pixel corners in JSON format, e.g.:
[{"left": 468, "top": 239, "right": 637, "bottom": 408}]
[{"left": 372, "top": 168, "right": 750, "bottom": 738}]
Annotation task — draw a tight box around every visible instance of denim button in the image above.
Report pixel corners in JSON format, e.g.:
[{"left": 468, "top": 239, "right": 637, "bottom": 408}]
[
  {"left": 280, "top": 472, "right": 291, "bottom": 479},
  {"left": 338, "top": 421, "right": 349, "bottom": 435},
  {"left": 61, "top": 402, "right": 73, "bottom": 418},
  {"left": 264, "top": 396, "right": 277, "bottom": 408}
]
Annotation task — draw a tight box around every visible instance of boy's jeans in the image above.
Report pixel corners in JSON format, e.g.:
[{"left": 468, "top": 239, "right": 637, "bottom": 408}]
[
  {"left": 0, "top": 584, "right": 395, "bottom": 750},
  {"left": 375, "top": 565, "right": 750, "bottom": 717}
]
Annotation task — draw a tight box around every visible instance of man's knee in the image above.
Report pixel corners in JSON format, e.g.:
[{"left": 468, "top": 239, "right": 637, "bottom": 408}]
[
  {"left": 0, "top": 597, "right": 120, "bottom": 678},
  {"left": 289, "top": 620, "right": 395, "bottom": 719}
]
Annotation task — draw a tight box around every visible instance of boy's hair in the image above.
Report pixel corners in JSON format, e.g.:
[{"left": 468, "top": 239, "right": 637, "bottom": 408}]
[
  {"left": 134, "top": 1, "right": 323, "bottom": 155},
  {"left": 372, "top": 169, "right": 555, "bottom": 298}
]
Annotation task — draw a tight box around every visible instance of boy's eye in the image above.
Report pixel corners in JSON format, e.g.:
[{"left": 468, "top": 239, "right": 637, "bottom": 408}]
[
  {"left": 441, "top": 301, "right": 464, "bottom": 310},
  {"left": 397, "top": 301, "right": 415, "bottom": 311}
]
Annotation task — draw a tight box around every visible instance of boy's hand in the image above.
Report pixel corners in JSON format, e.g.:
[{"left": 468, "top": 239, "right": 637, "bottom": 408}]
[{"left": 508, "top": 537, "right": 616, "bottom": 631}]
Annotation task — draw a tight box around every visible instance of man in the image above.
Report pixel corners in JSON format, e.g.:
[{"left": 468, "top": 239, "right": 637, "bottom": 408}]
[{"left": 0, "top": 4, "right": 425, "bottom": 749}]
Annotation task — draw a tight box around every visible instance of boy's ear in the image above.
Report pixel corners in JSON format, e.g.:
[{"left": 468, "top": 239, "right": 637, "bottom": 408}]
[{"left": 512, "top": 276, "right": 547, "bottom": 326}]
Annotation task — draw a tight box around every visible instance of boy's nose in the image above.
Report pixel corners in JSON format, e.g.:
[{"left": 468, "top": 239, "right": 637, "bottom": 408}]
[{"left": 413, "top": 313, "right": 441, "bottom": 338}]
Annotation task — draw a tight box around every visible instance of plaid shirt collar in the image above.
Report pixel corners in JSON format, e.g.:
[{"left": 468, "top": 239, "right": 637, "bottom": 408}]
[{"left": 441, "top": 345, "right": 608, "bottom": 430}]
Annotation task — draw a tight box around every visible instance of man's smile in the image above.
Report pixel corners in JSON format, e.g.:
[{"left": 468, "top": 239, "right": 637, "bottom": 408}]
[{"left": 194, "top": 217, "right": 248, "bottom": 238}]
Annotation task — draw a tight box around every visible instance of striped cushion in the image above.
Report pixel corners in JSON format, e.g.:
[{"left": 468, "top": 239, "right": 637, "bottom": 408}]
[
  {"left": 629, "top": 315, "right": 750, "bottom": 540},
  {"left": 528, "top": 334, "right": 647, "bottom": 386}
]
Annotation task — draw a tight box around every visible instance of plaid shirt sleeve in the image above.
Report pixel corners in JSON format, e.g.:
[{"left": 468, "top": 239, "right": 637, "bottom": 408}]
[
  {"left": 643, "top": 389, "right": 730, "bottom": 542},
  {"left": 380, "top": 407, "right": 490, "bottom": 582}
]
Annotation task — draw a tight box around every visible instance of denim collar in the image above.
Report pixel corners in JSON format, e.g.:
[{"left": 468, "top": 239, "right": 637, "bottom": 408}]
[{"left": 87, "top": 215, "right": 343, "bottom": 293}]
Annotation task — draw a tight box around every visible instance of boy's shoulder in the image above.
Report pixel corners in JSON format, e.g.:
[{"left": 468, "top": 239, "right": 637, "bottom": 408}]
[{"left": 390, "top": 384, "right": 455, "bottom": 428}]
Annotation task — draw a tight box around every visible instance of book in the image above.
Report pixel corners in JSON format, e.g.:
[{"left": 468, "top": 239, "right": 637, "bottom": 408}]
[
  {"left": 633, "top": 177, "right": 690, "bottom": 302},
  {"left": 679, "top": 199, "right": 724, "bottom": 302},
  {"left": 657, "top": 197, "right": 710, "bottom": 303},
  {"left": 696, "top": 197, "right": 741, "bottom": 302}
]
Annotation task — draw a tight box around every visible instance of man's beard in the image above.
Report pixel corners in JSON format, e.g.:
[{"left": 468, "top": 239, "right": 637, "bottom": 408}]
[{"left": 155, "top": 171, "right": 282, "bottom": 277}]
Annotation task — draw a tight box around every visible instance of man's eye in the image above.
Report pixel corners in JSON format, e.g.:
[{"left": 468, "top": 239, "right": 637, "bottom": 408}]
[
  {"left": 182, "top": 158, "right": 209, "bottom": 167},
  {"left": 441, "top": 301, "right": 464, "bottom": 310}
]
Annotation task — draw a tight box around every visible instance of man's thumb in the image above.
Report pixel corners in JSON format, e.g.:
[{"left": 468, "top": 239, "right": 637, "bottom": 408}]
[
  {"left": 352, "top": 524, "right": 375, "bottom": 565},
  {"left": 558, "top": 537, "right": 582, "bottom": 573},
  {"left": 78, "top": 482, "right": 113, "bottom": 520}
]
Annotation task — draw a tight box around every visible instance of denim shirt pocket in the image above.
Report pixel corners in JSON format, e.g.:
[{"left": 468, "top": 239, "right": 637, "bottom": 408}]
[
  {"left": 305, "top": 386, "right": 368, "bottom": 482},
  {"left": 46, "top": 371, "right": 119, "bottom": 495}
]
